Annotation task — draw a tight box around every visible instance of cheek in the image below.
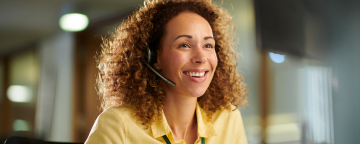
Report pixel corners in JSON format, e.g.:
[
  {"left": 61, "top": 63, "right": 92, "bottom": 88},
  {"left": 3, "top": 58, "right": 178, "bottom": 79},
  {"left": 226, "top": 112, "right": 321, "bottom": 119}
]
[
  {"left": 160, "top": 50, "right": 187, "bottom": 73},
  {"left": 209, "top": 53, "right": 218, "bottom": 70}
]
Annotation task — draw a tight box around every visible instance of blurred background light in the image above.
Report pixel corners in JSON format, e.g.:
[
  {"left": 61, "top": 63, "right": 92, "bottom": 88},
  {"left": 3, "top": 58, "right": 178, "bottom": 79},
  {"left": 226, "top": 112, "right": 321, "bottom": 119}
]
[
  {"left": 269, "top": 52, "right": 285, "bottom": 63},
  {"left": 7, "top": 85, "right": 33, "bottom": 103},
  {"left": 13, "top": 119, "right": 31, "bottom": 131},
  {"left": 59, "top": 13, "right": 89, "bottom": 32}
]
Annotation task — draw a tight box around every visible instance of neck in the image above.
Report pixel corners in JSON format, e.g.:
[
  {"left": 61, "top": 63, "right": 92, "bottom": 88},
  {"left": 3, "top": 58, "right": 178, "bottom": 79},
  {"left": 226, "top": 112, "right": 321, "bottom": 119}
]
[{"left": 163, "top": 92, "right": 198, "bottom": 141}]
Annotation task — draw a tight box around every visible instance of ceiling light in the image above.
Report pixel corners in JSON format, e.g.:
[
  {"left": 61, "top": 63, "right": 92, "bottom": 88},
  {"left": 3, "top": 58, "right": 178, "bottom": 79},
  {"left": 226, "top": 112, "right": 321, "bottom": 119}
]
[
  {"left": 59, "top": 13, "right": 88, "bottom": 32},
  {"left": 7, "top": 85, "right": 32, "bottom": 103},
  {"left": 269, "top": 52, "right": 285, "bottom": 63}
]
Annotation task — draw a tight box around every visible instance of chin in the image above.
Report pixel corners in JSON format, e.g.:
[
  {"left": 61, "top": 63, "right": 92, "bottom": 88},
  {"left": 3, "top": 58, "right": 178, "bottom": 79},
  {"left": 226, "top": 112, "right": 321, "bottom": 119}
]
[{"left": 187, "top": 88, "right": 208, "bottom": 97}]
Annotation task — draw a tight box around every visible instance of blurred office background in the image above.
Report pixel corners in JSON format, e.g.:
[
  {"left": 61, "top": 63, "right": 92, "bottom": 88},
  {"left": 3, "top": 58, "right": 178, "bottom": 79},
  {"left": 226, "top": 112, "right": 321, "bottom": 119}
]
[{"left": 0, "top": 0, "right": 359, "bottom": 143}]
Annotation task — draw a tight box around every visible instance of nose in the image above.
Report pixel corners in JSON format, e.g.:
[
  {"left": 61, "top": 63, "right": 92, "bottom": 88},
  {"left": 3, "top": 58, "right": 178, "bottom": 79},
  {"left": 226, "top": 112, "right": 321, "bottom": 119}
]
[{"left": 191, "top": 46, "right": 207, "bottom": 64}]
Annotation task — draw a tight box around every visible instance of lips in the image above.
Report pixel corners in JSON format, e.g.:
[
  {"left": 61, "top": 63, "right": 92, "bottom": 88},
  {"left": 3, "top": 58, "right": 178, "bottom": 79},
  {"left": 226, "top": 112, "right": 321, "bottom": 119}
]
[{"left": 182, "top": 69, "right": 209, "bottom": 83}]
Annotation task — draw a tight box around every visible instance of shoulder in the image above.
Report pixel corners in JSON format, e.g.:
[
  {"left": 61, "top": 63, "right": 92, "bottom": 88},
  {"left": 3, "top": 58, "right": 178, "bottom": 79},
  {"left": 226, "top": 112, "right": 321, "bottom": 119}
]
[
  {"left": 211, "top": 105, "right": 243, "bottom": 133},
  {"left": 210, "top": 105, "right": 247, "bottom": 143},
  {"left": 212, "top": 105, "right": 242, "bottom": 121},
  {"left": 104, "top": 106, "right": 133, "bottom": 119},
  {"left": 95, "top": 106, "right": 134, "bottom": 123},
  {"left": 85, "top": 106, "right": 133, "bottom": 144}
]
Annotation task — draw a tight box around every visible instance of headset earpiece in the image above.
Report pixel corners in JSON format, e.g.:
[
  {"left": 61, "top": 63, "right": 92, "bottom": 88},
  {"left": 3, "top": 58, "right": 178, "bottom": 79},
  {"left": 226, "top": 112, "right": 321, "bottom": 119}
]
[
  {"left": 146, "top": 47, "right": 157, "bottom": 66},
  {"left": 147, "top": 48, "right": 152, "bottom": 63}
]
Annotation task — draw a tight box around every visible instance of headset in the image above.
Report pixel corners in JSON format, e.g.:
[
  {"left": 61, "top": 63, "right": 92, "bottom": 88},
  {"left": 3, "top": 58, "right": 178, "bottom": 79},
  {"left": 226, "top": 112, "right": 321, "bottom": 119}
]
[{"left": 144, "top": 47, "right": 176, "bottom": 87}]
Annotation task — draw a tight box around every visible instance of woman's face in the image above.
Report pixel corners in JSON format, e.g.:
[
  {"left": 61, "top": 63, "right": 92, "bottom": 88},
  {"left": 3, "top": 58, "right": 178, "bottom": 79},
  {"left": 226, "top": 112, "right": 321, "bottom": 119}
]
[{"left": 155, "top": 12, "right": 218, "bottom": 98}]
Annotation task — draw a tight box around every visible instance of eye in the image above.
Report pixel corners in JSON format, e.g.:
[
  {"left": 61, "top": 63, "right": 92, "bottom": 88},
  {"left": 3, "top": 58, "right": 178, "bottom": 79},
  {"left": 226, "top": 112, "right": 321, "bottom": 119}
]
[
  {"left": 204, "top": 43, "right": 214, "bottom": 48},
  {"left": 179, "top": 43, "right": 190, "bottom": 48}
]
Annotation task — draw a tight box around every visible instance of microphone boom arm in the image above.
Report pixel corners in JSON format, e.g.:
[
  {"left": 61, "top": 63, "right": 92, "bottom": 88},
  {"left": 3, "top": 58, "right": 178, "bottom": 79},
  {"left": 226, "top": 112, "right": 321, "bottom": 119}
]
[{"left": 144, "top": 62, "right": 176, "bottom": 87}]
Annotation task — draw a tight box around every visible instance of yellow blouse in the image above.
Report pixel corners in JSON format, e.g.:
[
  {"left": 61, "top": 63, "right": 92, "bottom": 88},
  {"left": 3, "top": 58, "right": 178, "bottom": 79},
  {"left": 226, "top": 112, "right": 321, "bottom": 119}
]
[{"left": 85, "top": 103, "right": 247, "bottom": 144}]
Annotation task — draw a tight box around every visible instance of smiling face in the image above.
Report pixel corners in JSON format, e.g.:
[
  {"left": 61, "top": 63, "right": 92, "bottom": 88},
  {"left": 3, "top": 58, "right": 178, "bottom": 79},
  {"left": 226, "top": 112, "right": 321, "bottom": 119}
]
[{"left": 155, "top": 12, "right": 218, "bottom": 98}]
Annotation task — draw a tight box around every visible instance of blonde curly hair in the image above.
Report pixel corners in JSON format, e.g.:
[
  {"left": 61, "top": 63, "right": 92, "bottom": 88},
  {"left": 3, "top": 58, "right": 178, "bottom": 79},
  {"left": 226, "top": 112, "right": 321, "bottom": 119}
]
[{"left": 96, "top": 0, "right": 248, "bottom": 128}]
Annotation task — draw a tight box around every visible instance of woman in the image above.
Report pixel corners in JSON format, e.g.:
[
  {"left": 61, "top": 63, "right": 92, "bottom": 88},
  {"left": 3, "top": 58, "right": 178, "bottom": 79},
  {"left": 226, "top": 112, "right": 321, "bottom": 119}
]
[{"left": 85, "top": 0, "right": 248, "bottom": 144}]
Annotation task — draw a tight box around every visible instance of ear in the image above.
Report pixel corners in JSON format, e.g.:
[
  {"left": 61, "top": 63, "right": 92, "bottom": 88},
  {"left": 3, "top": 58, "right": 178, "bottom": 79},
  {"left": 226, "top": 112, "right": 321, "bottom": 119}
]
[{"left": 153, "top": 63, "right": 160, "bottom": 70}]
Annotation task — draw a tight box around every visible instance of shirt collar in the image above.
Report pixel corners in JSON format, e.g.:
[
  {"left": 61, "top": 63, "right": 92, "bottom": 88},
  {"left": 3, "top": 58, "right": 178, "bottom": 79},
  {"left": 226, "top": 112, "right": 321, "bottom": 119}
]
[{"left": 150, "top": 102, "right": 217, "bottom": 139}]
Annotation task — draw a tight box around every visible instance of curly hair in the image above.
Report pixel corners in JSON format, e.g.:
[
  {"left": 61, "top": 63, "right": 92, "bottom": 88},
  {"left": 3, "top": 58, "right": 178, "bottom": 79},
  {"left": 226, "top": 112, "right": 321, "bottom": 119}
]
[{"left": 96, "top": 0, "right": 248, "bottom": 128}]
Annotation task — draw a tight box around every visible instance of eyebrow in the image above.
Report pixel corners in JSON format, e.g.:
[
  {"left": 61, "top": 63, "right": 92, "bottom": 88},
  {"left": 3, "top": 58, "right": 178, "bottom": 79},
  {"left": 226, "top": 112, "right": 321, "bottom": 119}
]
[
  {"left": 174, "top": 35, "right": 214, "bottom": 41},
  {"left": 204, "top": 36, "right": 214, "bottom": 40}
]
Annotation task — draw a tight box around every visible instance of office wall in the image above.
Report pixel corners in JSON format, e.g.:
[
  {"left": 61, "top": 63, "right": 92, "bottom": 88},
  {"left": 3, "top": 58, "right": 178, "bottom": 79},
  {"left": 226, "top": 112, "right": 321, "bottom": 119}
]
[{"left": 326, "top": 0, "right": 360, "bottom": 143}]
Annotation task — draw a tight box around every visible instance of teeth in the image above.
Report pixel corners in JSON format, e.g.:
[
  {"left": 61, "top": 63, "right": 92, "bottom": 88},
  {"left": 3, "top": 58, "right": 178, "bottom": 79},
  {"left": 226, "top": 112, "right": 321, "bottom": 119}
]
[{"left": 185, "top": 71, "right": 206, "bottom": 77}]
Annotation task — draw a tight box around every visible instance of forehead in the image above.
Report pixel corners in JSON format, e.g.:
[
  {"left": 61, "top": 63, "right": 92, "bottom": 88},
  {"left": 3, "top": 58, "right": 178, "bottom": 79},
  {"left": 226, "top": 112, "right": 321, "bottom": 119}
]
[{"left": 164, "top": 12, "right": 213, "bottom": 38}]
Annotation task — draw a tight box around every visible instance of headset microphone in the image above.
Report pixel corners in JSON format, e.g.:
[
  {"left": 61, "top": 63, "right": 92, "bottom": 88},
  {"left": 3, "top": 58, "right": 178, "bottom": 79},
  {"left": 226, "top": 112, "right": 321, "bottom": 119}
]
[{"left": 144, "top": 47, "right": 176, "bottom": 87}]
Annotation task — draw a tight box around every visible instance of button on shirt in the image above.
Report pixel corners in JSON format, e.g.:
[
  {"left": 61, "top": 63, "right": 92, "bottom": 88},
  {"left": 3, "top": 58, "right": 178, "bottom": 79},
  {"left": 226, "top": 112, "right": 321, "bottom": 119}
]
[{"left": 85, "top": 102, "right": 247, "bottom": 144}]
